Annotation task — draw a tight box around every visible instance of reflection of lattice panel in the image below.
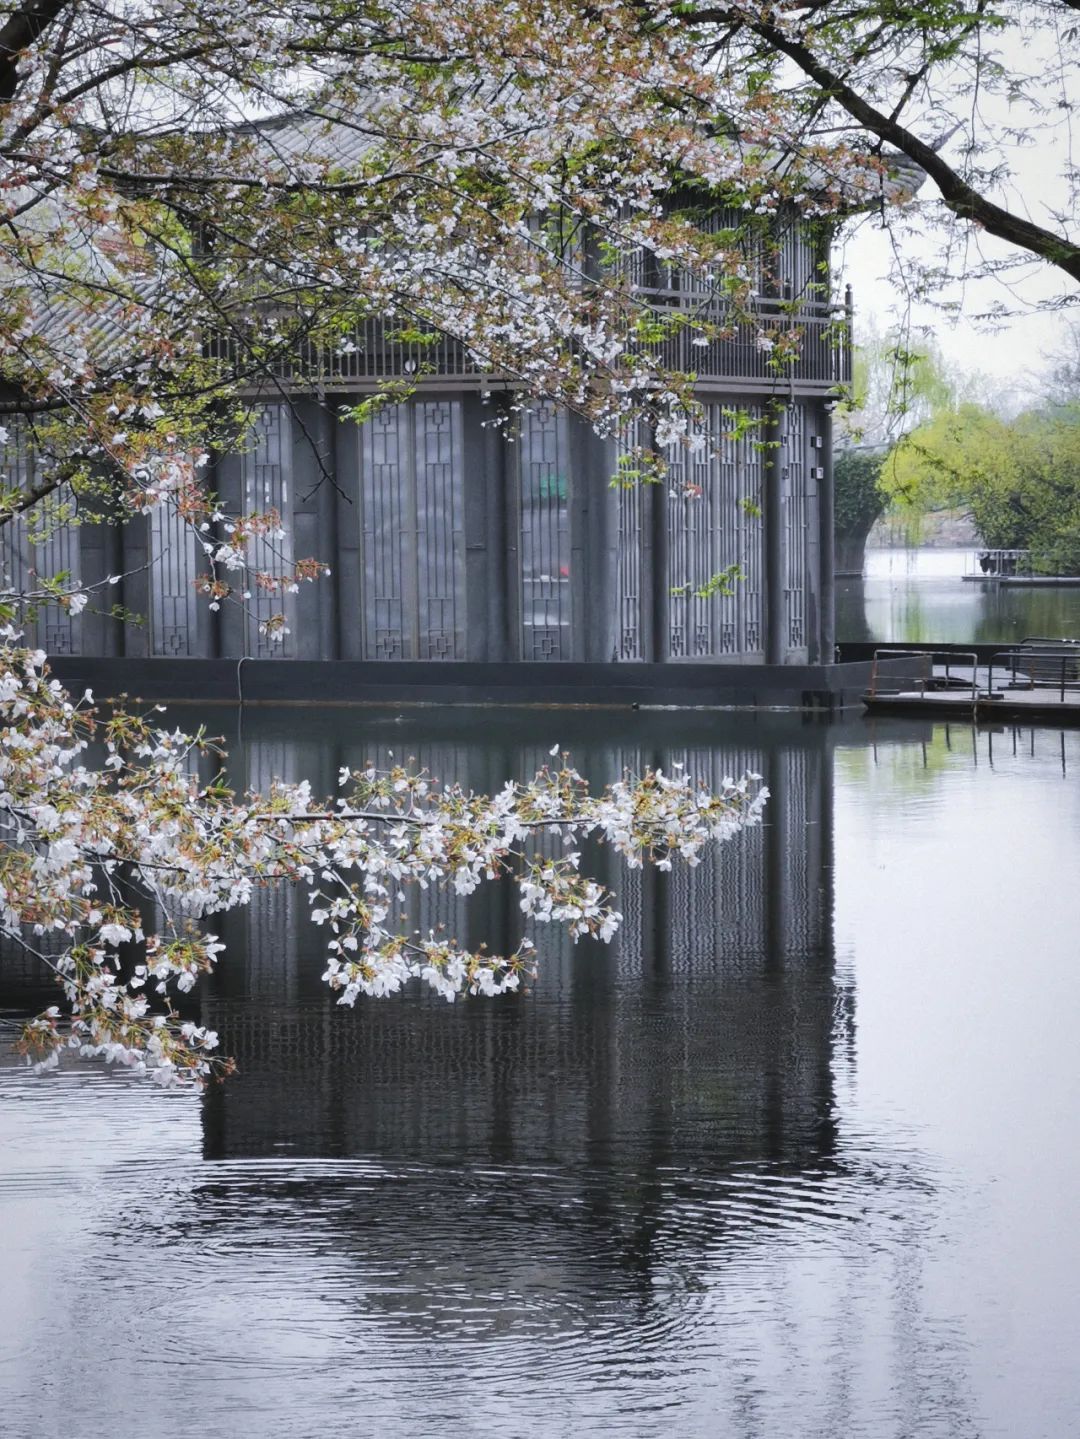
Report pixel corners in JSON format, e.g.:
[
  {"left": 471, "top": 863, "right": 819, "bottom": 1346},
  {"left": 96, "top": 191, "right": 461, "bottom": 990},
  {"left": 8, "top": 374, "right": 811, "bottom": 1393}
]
[
  {"left": 664, "top": 744, "right": 769, "bottom": 968},
  {"left": 608, "top": 741, "right": 771, "bottom": 974},
  {"left": 779, "top": 746, "right": 826, "bottom": 957}
]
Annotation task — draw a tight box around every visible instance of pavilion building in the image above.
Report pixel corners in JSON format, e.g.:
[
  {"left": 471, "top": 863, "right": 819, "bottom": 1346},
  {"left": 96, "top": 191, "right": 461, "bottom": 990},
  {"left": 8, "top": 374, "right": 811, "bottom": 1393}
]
[{"left": 3, "top": 158, "right": 856, "bottom": 683}]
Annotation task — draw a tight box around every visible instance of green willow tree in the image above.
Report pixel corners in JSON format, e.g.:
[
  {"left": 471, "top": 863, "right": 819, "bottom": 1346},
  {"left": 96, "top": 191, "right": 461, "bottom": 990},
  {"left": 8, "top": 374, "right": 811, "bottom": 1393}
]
[{"left": 833, "top": 325, "right": 957, "bottom": 574}]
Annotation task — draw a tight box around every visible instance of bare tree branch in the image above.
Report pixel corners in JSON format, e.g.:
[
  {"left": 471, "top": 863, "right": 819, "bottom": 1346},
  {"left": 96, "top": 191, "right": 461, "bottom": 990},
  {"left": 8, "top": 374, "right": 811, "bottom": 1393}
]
[{"left": 690, "top": 4, "right": 1080, "bottom": 284}]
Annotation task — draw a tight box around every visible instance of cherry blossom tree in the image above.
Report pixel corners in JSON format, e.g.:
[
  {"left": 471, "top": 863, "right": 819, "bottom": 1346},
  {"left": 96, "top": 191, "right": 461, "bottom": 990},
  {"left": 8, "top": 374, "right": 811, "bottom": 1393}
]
[
  {"left": 0, "top": 0, "right": 881, "bottom": 1077},
  {"left": 0, "top": 0, "right": 882, "bottom": 578},
  {"left": 7, "top": 2, "right": 1073, "bottom": 1079}
]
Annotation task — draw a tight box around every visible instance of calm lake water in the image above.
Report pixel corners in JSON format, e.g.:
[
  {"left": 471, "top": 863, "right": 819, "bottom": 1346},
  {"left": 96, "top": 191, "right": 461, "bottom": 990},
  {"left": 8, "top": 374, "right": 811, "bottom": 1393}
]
[
  {"left": 3, "top": 705, "right": 1080, "bottom": 1438},
  {"left": 838, "top": 546, "right": 1080, "bottom": 644}
]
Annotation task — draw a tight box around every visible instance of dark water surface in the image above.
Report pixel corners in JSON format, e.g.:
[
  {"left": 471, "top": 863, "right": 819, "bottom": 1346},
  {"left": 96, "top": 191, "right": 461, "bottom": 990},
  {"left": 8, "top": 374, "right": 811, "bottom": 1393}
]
[
  {"left": 3, "top": 705, "right": 1080, "bottom": 1438},
  {"left": 838, "top": 547, "right": 1080, "bottom": 644}
]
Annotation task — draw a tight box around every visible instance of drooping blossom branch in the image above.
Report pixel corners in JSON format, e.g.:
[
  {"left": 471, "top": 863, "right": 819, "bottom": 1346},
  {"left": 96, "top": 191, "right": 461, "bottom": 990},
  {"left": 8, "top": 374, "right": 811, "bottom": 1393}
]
[{"left": 1, "top": 646, "right": 767, "bottom": 1084}]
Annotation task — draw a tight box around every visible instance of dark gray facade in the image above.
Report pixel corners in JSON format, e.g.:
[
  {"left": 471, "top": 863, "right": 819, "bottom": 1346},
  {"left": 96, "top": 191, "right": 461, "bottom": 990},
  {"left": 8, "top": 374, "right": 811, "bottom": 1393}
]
[{"left": 2, "top": 215, "right": 846, "bottom": 672}]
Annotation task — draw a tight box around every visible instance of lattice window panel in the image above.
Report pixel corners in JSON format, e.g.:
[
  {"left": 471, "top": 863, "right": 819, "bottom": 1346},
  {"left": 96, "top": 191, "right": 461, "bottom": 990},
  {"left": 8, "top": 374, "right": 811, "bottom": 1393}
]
[
  {"left": 518, "top": 404, "right": 571, "bottom": 661},
  {"left": 241, "top": 405, "right": 294, "bottom": 658},
  {"left": 656, "top": 205, "right": 763, "bottom": 303},
  {"left": 614, "top": 426, "right": 646, "bottom": 660},
  {"left": 414, "top": 401, "right": 466, "bottom": 659},
  {"left": 665, "top": 405, "right": 764, "bottom": 659},
  {"left": 0, "top": 421, "right": 80, "bottom": 654},
  {"left": 781, "top": 403, "right": 808, "bottom": 655},
  {"left": 149, "top": 500, "right": 200, "bottom": 656},
  {"left": 776, "top": 216, "right": 818, "bottom": 304},
  {"left": 359, "top": 400, "right": 465, "bottom": 661}
]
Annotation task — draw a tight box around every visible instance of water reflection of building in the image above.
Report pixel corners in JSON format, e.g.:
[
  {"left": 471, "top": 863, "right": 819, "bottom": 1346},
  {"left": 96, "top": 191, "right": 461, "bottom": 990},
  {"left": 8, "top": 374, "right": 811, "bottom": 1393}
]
[
  {"left": 5, "top": 712, "right": 1022, "bottom": 1439},
  {"left": 201, "top": 712, "right": 843, "bottom": 1185}
]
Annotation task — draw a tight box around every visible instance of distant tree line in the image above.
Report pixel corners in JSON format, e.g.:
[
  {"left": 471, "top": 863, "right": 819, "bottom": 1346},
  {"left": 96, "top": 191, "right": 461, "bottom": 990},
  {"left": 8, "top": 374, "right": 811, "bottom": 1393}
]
[
  {"left": 834, "top": 323, "right": 1080, "bottom": 576},
  {"left": 883, "top": 401, "right": 1080, "bottom": 575}
]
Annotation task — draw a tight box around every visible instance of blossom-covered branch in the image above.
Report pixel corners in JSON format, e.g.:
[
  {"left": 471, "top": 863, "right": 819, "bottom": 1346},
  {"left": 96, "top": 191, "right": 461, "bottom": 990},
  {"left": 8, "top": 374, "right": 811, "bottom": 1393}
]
[{"left": 1, "top": 647, "right": 767, "bottom": 1084}]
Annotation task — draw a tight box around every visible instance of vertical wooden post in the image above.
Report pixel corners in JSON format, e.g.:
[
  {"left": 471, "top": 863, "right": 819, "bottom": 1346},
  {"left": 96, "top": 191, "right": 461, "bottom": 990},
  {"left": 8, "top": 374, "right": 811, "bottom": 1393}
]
[
  {"left": 819, "top": 402, "right": 836, "bottom": 663},
  {"left": 764, "top": 403, "right": 785, "bottom": 665}
]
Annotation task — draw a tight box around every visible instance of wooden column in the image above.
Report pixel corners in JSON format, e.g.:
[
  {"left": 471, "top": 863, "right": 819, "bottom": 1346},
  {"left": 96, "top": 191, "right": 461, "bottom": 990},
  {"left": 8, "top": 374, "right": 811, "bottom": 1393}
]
[{"left": 764, "top": 403, "right": 785, "bottom": 666}]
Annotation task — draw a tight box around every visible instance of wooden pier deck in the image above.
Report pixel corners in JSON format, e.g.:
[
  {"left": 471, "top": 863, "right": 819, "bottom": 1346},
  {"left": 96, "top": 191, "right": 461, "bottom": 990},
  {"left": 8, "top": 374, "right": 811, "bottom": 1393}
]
[
  {"left": 864, "top": 686, "right": 1080, "bottom": 724},
  {"left": 863, "top": 645, "right": 1080, "bottom": 724}
]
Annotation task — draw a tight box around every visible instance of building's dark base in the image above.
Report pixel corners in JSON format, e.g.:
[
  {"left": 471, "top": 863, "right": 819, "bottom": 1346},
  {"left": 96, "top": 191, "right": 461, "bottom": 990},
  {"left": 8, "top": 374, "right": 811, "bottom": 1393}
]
[{"left": 47, "top": 657, "right": 876, "bottom": 713}]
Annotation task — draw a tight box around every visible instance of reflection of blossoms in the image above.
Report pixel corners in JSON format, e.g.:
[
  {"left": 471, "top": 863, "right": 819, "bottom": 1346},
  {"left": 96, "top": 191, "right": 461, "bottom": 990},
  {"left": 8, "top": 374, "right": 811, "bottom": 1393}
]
[{"left": 1, "top": 646, "right": 766, "bottom": 1086}]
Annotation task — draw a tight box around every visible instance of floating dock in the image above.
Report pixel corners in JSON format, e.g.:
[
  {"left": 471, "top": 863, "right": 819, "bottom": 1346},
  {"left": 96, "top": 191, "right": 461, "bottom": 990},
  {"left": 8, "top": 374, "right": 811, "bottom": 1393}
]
[
  {"left": 862, "top": 645, "right": 1080, "bottom": 725},
  {"left": 864, "top": 686, "right": 1080, "bottom": 724},
  {"left": 961, "top": 574, "right": 1080, "bottom": 587}
]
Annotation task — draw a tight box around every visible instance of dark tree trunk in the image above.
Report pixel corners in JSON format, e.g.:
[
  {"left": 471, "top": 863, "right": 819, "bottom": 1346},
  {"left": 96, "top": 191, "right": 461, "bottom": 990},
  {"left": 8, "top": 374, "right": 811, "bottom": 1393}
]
[{"left": 835, "top": 520, "right": 877, "bottom": 577}]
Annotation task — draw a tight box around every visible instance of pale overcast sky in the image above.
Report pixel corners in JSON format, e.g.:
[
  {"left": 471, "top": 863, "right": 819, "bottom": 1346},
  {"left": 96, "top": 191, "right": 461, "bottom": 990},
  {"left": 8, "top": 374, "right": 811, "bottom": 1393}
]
[{"left": 837, "top": 216, "right": 1074, "bottom": 406}]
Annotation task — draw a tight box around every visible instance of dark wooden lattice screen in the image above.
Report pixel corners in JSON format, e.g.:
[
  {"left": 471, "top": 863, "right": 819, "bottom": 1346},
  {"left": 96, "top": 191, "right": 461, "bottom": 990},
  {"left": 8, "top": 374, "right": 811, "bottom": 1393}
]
[{"left": 359, "top": 400, "right": 465, "bottom": 660}]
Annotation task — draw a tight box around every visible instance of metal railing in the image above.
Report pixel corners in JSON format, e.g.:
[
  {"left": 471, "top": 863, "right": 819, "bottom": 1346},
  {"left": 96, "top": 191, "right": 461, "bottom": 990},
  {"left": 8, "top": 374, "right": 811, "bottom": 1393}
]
[
  {"left": 868, "top": 648, "right": 980, "bottom": 705},
  {"left": 989, "top": 645, "right": 1080, "bottom": 703},
  {"left": 213, "top": 299, "right": 851, "bottom": 393},
  {"left": 963, "top": 548, "right": 1033, "bottom": 578}
]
